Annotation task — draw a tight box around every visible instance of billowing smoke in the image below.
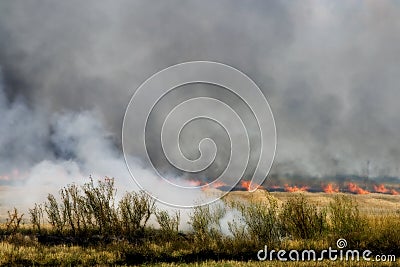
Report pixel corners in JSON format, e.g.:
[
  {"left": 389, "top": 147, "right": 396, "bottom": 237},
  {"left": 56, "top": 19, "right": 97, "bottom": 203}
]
[
  {"left": 0, "top": 0, "right": 400, "bottom": 207},
  {"left": 0, "top": 71, "right": 201, "bottom": 227},
  {"left": 0, "top": 71, "right": 131, "bottom": 207}
]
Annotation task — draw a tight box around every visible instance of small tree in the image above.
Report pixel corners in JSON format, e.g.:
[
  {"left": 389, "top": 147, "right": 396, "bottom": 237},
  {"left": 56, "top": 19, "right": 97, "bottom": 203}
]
[
  {"left": 6, "top": 208, "right": 24, "bottom": 234},
  {"left": 29, "top": 203, "right": 43, "bottom": 234},
  {"left": 155, "top": 209, "right": 180, "bottom": 238},
  {"left": 189, "top": 204, "right": 225, "bottom": 247},
  {"left": 45, "top": 194, "right": 65, "bottom": 233},
  {"left": 119, "top": 190, "right": 156, "bottom": 235},
  {"left": 82, "top": 177, "right": 119, "bottom": 235}
]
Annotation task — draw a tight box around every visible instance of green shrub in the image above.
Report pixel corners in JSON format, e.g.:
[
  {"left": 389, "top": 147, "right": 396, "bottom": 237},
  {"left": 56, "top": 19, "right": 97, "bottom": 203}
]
[
  {"left": 33, "top": 177, "right": 156, "bottom": 239},
  {"left": 155, "top": 209, "right": 180, "bottom": 239},
  {"left": 119, "top": 190, "right": 156, "bottom": 236},
  {"left": 45, "top": 194, "right": 65, "bottom": 233},
  {"left": 328, "top": 194, "right": 366, "bottom": 244},
  {"left": 280, "top": 194, "right": 327, "bottom": 240},
  {"left": 236, "top": 194, "right": 282, "bottom": 245},
  {"left": 28, "top": 203, "right": 43, "bottom": 234},
  {"left": 366, "top": 213, "right": 400, "bottom": 255},
  {"left": 189, "top": 204, "right": 225, "bottom": 249},
  {"left": 82, "top": 177, "right": 119, "bottom": 235}
]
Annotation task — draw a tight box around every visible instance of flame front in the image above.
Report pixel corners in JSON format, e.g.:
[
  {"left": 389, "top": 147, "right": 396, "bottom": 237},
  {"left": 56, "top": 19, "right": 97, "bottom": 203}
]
[
  {"left": 323, "top": 183, "right": 339, "bottom": 193},
  {"left": 240, "top": 180, "right": 251, "bottom": 191},
  {"left": 180, "top": 178, "right": 399, "bottom": 195},
  {"left": 201, "top": 181, "right": 227, "bottom": 191},
  {"left": 240, "top": 180, "right": 262, "bottom": 191},
  {"left": 347, "top": 182, "right": 369, "bottom": 194},
  {"left": 284, "top": 184, "right": 309, "bottom": 192},
  {"left": 390, "top": 189, "right": 399, "bottom": 195},
  {"left": 373, "top": 184, "right": 389, "bottom": 194}
]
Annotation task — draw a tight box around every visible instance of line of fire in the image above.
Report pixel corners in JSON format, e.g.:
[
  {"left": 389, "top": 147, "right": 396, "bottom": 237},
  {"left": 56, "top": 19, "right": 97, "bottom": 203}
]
[{"left": 186, "top": 174, "right": 400, "bottom": 195}]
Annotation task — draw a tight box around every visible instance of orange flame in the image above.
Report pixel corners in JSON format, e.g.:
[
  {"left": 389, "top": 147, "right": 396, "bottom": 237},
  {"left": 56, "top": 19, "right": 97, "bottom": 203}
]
[
  {"left": 284, "top": 184, "right": 309, "bottom": 192},
  {"left": 212, "top": 181, "right": 226, "bottom": 189},
  {"left": 241, "top": 180, "right": 251, "bottom": 191},
  {"left": 373, "top": 184, "right": 389, "bottom": 194},
  {"left": 390, "top": 189, "right": 399, "bottom": 195},
  {"left": 201, "top": 181, "right": 227, "bottom": 191},
  {"left": 240, "top": 180, "right": 262, "bottom": 191},
  {"left": 323, "top": 183, "right": 339, "bottom": 193},
  {"left": 347, "top": 182, "right": 369, "bottom": 194}
]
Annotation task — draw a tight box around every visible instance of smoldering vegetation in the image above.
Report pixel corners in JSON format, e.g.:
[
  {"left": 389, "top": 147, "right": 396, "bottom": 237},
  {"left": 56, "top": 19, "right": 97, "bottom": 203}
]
[{"left": 0, "top": 179, "right": 399, "bottom": 265}]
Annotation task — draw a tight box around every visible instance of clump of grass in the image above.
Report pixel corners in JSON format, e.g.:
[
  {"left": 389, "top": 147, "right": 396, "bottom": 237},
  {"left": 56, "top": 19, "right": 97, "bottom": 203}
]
[
  {"left": 328, "top": 194, "right": 366, "bottom": 246},
  {"left": 366, "top": 213, "right": 400, "bottom": 255},
  {"left": 0, "top": 241, "right": 119, "bottom": 266},
  {"left": 234, "top": 193, "right": 282, "bottom": 245},
  {"left": 280, "top": 194, "right": 327, "bottom": 240}
]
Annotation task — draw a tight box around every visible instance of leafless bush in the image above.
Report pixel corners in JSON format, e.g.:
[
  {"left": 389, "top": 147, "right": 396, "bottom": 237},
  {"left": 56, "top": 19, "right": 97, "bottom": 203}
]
[{"left": 6, "top": 208, "right": 24, "bottom": 234}]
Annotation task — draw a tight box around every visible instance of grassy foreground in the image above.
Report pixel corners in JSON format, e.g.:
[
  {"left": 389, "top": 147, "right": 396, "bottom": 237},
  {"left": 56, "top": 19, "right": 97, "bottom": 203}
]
[
  {"left": 147, "top": 260, "right": 399, "bottom": 266},
  {"left": 0, "top": 239, "right": 398, "bottom": 266},
  {"left": 0, "top": 178, "right": 399, "bottom": 266}
]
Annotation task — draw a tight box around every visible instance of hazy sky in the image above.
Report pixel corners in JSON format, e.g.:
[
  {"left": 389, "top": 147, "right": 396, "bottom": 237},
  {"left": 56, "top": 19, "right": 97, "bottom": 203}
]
[{"left": 0, "top": 0, "right": 400, "bottom": 181}]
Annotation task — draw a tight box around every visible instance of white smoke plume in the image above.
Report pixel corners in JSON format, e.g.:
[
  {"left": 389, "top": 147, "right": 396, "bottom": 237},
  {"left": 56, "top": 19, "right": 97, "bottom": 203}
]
[{"left": 0, "top": 70, "right": 208, "bottom": 226}]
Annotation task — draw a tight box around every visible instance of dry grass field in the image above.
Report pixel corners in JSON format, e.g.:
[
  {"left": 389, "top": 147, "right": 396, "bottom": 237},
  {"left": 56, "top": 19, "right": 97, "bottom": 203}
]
[
  {"left": 0, "top": 182, "right": 399, "bottom": 266},
  {"left": 226, "top": 190, "right": 400, "bottom": 215}
]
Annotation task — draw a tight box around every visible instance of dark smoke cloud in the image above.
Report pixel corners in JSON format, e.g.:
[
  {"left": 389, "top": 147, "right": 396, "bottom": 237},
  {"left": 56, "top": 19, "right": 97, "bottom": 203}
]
[{"left": 0, "top": 0, "right": 400, "bottom": 182}]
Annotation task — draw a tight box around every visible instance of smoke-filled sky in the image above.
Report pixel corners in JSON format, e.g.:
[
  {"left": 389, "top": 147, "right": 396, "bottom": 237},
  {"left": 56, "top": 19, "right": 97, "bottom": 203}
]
[{"left": 0, "top": 0, "right": 400, "bottom": 196}]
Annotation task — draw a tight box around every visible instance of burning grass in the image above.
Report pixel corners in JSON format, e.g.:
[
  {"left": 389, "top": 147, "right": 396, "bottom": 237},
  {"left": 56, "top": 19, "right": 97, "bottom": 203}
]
[{"left": 0, "top": 179, "right": 399, "bottom": 265}]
